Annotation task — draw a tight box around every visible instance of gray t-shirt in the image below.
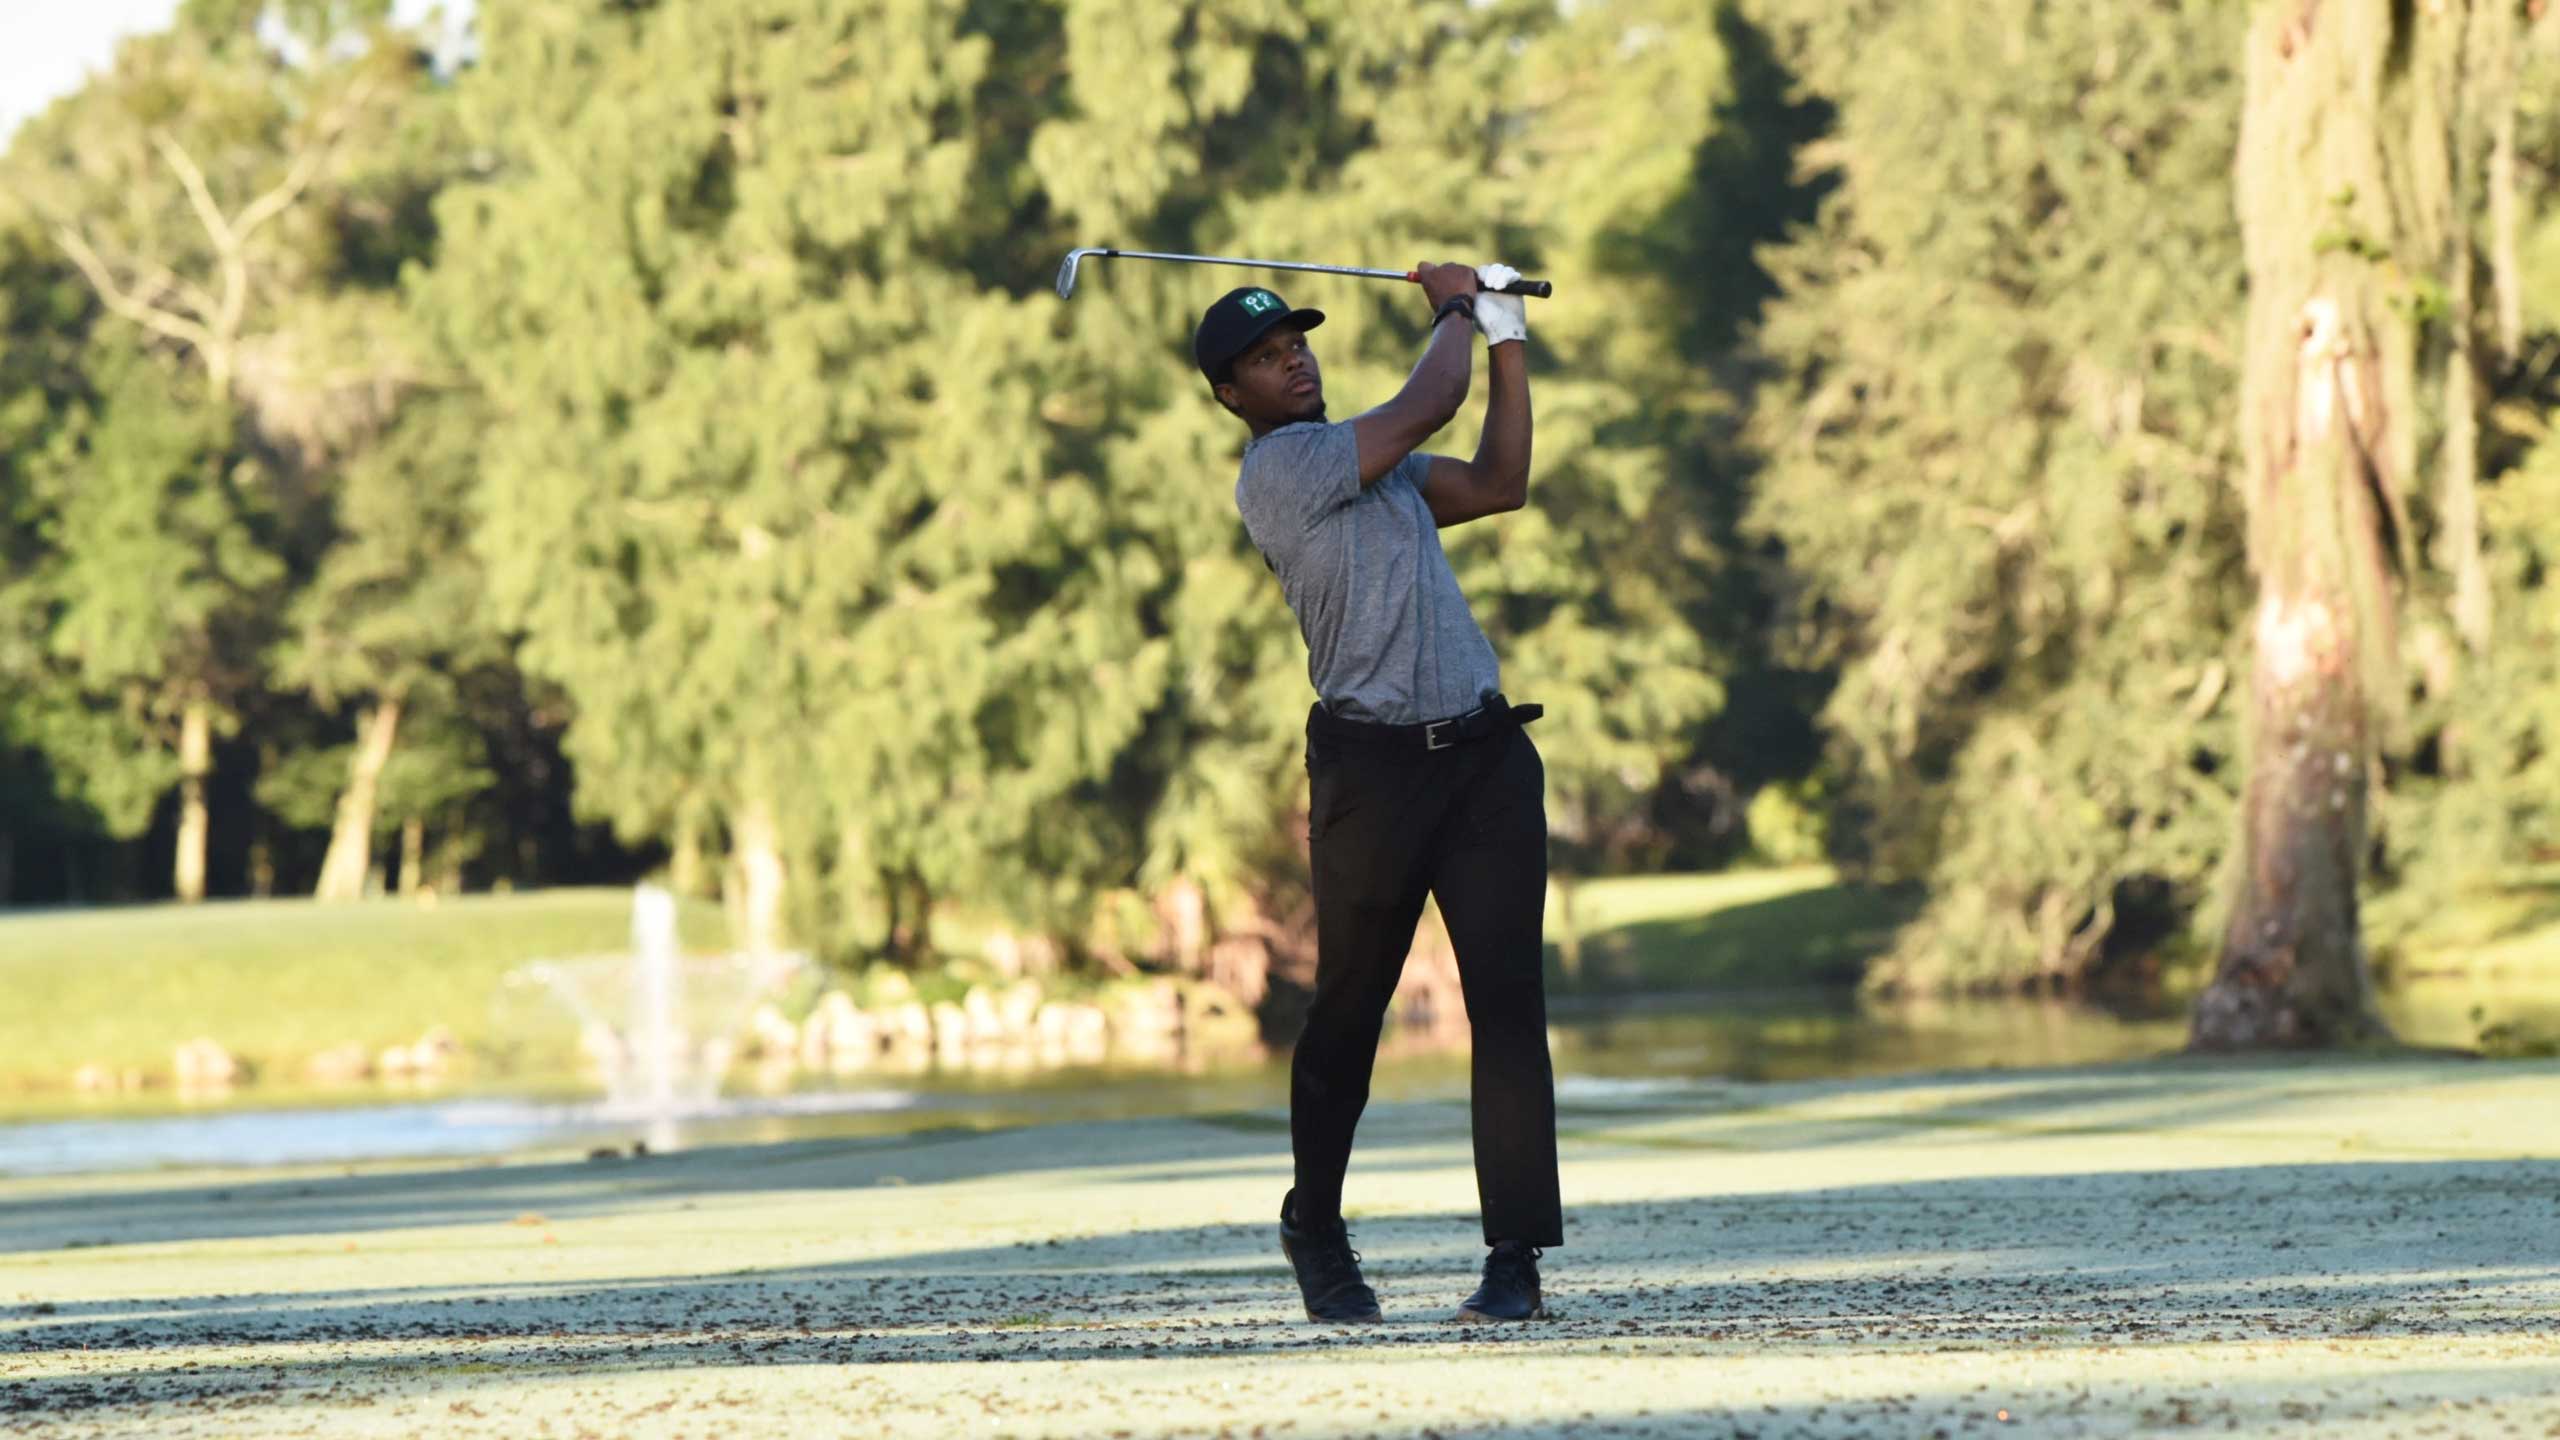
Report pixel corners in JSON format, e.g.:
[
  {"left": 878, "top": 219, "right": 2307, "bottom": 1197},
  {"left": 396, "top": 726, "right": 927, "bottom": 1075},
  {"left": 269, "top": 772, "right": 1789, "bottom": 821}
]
[{"left": 1234, "top": 419, "right": 1501, "bottom": 725}]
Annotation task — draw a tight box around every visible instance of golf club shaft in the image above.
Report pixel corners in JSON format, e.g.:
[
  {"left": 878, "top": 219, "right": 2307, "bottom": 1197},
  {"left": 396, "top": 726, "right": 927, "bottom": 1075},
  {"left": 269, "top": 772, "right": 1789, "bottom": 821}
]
[{"left": 1081, "top": 248, "right": 1552, "bottom": 298}]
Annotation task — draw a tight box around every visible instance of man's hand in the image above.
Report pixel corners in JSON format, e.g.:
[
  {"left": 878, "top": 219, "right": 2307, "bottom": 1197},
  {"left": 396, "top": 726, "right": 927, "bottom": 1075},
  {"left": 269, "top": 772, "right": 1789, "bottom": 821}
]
[
  {"left": 1415, "top": 261, "right": 1481, "bottom": 313},
  {"left": 1474, "top": 264, "right": 1528, "bottom": 346}
]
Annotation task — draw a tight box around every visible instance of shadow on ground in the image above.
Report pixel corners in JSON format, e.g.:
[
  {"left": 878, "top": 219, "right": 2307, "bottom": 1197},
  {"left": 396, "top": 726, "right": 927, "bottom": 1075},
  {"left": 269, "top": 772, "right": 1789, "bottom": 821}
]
[
  {"left": 11, "top": 1160, "right": 2558, "bottom": 1417},
  {"left": 1551, "top": 883, "right": 1923, "bottom": 993}
]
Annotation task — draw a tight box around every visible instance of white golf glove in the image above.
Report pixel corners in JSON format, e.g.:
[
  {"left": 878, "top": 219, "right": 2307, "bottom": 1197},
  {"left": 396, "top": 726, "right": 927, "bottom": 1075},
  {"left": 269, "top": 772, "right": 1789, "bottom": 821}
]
[{"left": 1474, "top": 263, "right": 1528, "bottom": 346}]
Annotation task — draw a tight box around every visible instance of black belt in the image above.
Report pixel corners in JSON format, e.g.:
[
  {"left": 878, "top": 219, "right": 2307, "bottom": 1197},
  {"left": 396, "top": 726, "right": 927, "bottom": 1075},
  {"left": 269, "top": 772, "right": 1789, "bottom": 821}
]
[{"left": 1307, "top": 693, "right": 1544, "bottom": 751}]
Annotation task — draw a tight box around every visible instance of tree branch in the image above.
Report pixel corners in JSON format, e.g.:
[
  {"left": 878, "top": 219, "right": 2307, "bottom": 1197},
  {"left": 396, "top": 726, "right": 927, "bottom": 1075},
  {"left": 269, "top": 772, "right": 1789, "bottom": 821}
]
[
  {"left": 149, "top": 130, "right": 238, "bottom": 255},
  {"left": 51, "top": 224, "right": 216, "bottom": 356},
  {"left": 229, "top": 144, "right": 324, "bottom": 249},
  {"left": 149, "top": 129, "right": 254, "bottom": 350},
  {"left": 236, "top": 76, "right": 379, "bottom": 246},
  {"left": 127, "top": 257, "right": 222, "bottom": 328}
]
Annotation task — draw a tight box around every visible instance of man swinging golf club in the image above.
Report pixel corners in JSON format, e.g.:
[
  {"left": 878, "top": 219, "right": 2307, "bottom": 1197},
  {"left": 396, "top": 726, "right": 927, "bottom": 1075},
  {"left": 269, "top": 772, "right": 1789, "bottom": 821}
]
[{"left": 1200, "top": 261, "right": 1558, "bottom": 1324}]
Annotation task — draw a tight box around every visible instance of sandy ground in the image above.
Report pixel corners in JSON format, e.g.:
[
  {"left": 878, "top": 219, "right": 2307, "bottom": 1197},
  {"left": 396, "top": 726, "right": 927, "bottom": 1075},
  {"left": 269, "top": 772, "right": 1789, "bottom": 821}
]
[{"left": 4, "top": 1057, "right": 2558, "bottom": 1438}]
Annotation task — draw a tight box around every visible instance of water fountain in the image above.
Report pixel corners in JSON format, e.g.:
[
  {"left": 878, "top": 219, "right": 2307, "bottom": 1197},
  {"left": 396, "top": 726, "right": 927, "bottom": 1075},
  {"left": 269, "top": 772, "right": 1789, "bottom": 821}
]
[
  {"left": 512, "top": 884, "right": 810, "bottom": 1151},
  {"left": 4, "top": 888, "right": 951, "bottom": 1178}
]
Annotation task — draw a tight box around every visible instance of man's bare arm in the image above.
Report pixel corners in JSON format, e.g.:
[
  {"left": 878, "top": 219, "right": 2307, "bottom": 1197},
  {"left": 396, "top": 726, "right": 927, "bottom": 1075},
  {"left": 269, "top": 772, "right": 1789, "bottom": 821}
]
[
  {"left": 1423, "top": 338, "right": 1531, "bottom": 528},
  {"left": 1349, "top": 262, "right": 1482, "bottom": 487}
]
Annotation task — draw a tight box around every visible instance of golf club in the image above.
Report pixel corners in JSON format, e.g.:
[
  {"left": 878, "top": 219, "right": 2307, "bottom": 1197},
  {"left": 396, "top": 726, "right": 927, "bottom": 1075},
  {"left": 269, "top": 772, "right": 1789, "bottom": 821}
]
[{"left": 1056, "top": 247, "right": 1553, "bottom": 302}]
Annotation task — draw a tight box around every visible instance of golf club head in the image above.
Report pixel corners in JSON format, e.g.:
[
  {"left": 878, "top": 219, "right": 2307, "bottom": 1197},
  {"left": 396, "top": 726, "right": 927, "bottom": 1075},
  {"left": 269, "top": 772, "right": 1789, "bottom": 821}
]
[{"left": 1056, "top": 247, "right": 1105, "bottom": 300}]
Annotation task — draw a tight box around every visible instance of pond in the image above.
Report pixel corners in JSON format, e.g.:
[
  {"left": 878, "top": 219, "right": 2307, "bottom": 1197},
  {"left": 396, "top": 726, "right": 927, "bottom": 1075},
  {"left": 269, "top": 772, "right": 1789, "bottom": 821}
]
[{"left": 0, "top": 978, "right": 2539, "bottom": 1179}]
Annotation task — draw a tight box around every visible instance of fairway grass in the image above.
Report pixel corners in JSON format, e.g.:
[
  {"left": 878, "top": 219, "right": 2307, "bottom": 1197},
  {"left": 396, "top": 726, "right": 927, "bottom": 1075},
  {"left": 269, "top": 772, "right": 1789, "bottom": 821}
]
[{"left": 5, "top": 1058, "right": 2556, "bottom": 1436}]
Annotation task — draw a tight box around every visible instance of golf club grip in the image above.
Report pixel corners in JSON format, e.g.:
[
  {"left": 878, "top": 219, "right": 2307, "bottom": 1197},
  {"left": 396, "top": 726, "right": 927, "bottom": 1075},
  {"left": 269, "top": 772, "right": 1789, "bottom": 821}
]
[{"left": 1401, "top": 273, "right": 1554, "bottom": 299}]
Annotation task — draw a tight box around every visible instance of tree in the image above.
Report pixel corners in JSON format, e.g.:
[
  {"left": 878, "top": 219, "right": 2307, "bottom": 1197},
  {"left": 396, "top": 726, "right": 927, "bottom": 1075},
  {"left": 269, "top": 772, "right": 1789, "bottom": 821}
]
[
  {"left": 7, "top": 10, "right": 417, "bottom": 900},
  {"left": 0, "top": 208, "right": 132, "bottom": 901},
  {"left": 260, "top": 52, "right": 472, "bottom": 902},
  {"left": 420, "top": 0, "right": 1743, "bottom": 980},
  {"left": 426, "top": 0, "right": 1129, "bottom": 957},
  {"left": 1745, "top": 0, "right": 2253, "bottom": 990},
  {"left": 2193, "top": 0, "right": 2554, "bottom": 1046},
  {"left": 275, "top": 381, "right": 503, "bottom": 899},
  {"left": 35, "top": 342, "right": 279, "bottom": 904}
]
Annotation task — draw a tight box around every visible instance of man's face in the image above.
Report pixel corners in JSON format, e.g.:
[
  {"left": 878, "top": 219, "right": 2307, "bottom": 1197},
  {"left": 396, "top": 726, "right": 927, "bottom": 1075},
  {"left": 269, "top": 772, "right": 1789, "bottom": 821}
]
[{"left": 1217, "top": 325, "right": 1324, "bottom": 427}]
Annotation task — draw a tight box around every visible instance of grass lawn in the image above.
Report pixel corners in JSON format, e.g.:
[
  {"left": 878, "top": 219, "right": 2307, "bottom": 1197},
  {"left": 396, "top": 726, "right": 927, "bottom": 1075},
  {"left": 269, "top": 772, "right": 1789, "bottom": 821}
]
[
  {"left": 1544, "top": 867, "right": 1921, "bottom": 993},
  {"left": 2370, "top": 863, "right": 2560, "bottom": 978},
  {"left": 0, "top": 889, "right": 728, "bottom": 1104}
]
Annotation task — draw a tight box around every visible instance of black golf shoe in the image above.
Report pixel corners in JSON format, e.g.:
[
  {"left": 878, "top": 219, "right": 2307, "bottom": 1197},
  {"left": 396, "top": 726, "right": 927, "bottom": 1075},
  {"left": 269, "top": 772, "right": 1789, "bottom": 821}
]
[
  {"left": 1278, "top": 1194, "right": 1383, "bottom": 1324},
  {"left": 1456, "top": 1240, "right": 1545, "bottom": 1322}
]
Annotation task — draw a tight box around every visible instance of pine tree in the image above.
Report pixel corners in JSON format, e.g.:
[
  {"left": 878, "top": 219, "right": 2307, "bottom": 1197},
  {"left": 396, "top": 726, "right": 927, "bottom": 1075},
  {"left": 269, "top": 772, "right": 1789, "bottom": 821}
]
[
  {"left": 34, "top": 341, "right": 279, "bottom": 896},
  {"left": 428, "top": 0, "right": 1129, "bottom": 955},
  {"left": 0, "top": 211, "right": 137, "bottom": 899}
]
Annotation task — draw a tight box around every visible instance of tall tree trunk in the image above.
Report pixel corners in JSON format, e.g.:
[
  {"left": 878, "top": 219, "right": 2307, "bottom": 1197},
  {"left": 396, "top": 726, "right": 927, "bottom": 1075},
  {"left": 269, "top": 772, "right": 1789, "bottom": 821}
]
[
  {"left": 314, "top": 695, "right": 403, "bottom": 901},
  {"left": 2195, "top": 580, "right": 2390, "bottom": 1047},
  {"left": 2434, "top": 0, "right": 2526, "bottom": 660},
  {"left": 879, "top": 866, "right": 906, "bottom": 962},
  {"left": 726, "top": 796, "right": 788, "bottom": 956},
  {"left": 435, "top": 816, "right": 467, "bottom": 896},
  {"left": 2484, "top": 9, "right": 2529, "bottom": 372},
  {"left": 2193, "top": 0, "right": 2412, "bottom": 1049},
  {"left": 173, "top": 695, "right": 212, "bottom": 903},
  {"left": 248, "top": 742, "right": 277, "bottom": 897},
  {"left": 398, "top": 816, "right": 425, "bottom": 899},
  {"left": 2193, "top": 0, "right": 2544, "bottom": 1047},
  {"left": 885, "top": 867, "right": 934, "bottom": 965},
  {"left": 668, "top": 809, "right": 706, "bottom": 898},
  {"left": 906, "top": 872, "right": 935, "bottom": 961}
]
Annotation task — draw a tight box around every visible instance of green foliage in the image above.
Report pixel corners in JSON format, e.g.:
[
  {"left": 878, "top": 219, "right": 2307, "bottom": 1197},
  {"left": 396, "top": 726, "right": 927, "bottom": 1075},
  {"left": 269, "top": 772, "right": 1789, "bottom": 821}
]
[
  {"left": 28, "top": 343, "right": 273, "bottom": 834},
  {"left": 424, "top": 0, "right": 1127, "bottom": 950},
  {"left": 2384, "top": 370, "right": 2560, "bottom": 891},
  {"left": 1033, "top": 0, "right": 1734, "bottom": 922},
  {"left": 1745, "top": 0, "right": 2253, "bottom": 988},
  {"left": 0, "top": 206, "right": 130, "bottom": 846},
  {"left": 374, "top": 713, "right": 495, "bottom": 834},
  {"left": 420, "top": 0, "right": 1734, "bottom": 960},
  {"left": 2, "top": 7, "right": 444, "bottom": 886},
  {"left": 2, "top": 0, "right": 2554, "bottom": 1007},
  {"left": 47, "top": 347, "right": 276, "bottom": 691},
  {"left": 1746, "top": 779, "right": 1827, "bottom": 868}
]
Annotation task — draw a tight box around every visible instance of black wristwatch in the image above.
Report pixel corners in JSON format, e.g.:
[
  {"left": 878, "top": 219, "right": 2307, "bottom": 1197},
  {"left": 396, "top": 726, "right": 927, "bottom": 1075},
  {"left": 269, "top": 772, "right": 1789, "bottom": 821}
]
[{"left": 1432, "top": 293, "right": 1477, "bottom": 330}]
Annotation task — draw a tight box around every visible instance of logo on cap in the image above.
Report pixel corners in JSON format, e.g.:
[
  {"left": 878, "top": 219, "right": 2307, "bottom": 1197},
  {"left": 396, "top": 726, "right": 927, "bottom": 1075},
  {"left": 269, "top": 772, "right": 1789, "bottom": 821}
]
[{"left": 1239, "top": 290, "right": 1281, "bottom": 315}]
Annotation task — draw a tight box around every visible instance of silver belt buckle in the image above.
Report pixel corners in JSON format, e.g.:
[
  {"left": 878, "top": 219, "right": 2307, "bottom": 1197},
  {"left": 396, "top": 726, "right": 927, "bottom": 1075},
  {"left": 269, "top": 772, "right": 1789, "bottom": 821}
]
[{"left": 1425, "top": 705, "right": 1480, "bottom": 751}]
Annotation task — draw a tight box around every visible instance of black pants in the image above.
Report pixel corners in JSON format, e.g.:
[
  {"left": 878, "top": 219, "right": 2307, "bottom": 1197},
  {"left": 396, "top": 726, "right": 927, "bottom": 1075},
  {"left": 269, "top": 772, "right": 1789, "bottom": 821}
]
[{"left": 1291, "top": 703, "right": 1563, "bottom": 1248}]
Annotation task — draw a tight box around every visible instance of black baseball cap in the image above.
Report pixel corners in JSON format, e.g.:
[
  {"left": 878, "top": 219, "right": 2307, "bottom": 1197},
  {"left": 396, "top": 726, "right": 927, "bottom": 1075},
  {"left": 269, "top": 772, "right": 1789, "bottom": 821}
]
[{"left": 1193, "top": 285, "right": 1326, "bottom": 384}]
